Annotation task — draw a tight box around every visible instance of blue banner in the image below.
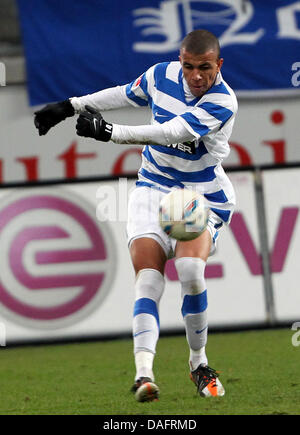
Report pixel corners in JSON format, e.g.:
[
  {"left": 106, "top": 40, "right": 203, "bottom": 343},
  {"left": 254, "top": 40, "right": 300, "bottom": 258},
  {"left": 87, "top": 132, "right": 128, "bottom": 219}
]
[{"left": 17, "top": 0, "right": 300, "bottom": 106}]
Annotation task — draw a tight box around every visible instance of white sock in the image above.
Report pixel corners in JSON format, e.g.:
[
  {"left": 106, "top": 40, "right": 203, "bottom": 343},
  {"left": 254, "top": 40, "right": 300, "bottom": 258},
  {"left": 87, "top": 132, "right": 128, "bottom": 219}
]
[
  {"left": 133, "top": 269, "right": 165, "bottom": 381},
  {"left": 189, "top": 347, "right": 208, "bottom": 371},
  {"left": 135, "top": 351, "right": 155, "bottom": 381},
  {"left": 175, "top": 257, "right": 209, "bottom": 370}
]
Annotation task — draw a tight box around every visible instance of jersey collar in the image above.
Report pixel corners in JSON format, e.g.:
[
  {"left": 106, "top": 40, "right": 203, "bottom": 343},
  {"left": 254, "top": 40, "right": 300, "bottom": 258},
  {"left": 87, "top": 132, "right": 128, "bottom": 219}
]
[{"left": 179, "top": 69, "right": 223, "bottom": 105}]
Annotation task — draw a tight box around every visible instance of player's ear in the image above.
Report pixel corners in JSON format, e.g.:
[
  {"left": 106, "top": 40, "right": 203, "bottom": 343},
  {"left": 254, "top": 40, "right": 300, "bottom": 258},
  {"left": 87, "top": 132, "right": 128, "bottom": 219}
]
[
  {"left": 217, "top": 58, "right": 224, "bottom": 71},
  {"left": 179, "top": 48, "right": 183, "bottom": 65}
]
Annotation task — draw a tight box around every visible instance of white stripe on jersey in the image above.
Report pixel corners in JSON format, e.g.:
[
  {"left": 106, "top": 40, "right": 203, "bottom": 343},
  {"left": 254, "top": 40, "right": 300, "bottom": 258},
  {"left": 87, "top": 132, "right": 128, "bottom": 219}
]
[
  {"left": 165, "top": 62, "right": 180, "bottom": 83},
  {"left": 154, "top": 90, "right": 188, "bottom": 115}
]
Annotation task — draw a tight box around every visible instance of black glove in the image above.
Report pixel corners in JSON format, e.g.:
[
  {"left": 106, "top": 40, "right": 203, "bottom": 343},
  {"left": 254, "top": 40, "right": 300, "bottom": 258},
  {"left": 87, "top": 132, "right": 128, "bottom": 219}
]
[
  {"left": 34, "top": 99, "right": 75, "bottom": 136},
  {"left": 76, "top": 106, "right": 113, "bottom": 142}
]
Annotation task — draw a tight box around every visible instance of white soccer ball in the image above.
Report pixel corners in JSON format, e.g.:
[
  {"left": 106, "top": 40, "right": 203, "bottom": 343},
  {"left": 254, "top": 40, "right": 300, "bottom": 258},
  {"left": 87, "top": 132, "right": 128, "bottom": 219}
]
[
  {"left": 135, "top": 381, "right": 160, "bottom": 402},
  {"left": 159, "top": 189, "right": 209, "bottom": 241}
]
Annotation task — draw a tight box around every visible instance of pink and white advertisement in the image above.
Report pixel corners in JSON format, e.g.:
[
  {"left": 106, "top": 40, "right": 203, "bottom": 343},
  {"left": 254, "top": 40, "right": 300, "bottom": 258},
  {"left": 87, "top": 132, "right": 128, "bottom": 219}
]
[
  {"left": 262, "top": 168, "right": 300, "bottom": 323},
  {"left": 0, "top": 168, "right": 297, "bottom": 344}
]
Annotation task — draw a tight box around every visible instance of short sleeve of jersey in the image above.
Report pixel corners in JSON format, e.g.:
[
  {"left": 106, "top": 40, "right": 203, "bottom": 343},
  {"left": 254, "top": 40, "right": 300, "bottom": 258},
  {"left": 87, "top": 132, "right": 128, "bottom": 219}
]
[
  {"left": 178, "top": 86, "right": 237, "bottom": 139},
  {"left": 123, "top": 65, "right": 156, "bottom": 108}
]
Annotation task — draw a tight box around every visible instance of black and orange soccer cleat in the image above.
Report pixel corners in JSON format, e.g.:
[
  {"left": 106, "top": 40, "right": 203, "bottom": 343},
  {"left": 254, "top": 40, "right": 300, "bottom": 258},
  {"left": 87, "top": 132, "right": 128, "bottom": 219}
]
[{"left": 190, "top": 364, "right": 225, "bottom": 397}]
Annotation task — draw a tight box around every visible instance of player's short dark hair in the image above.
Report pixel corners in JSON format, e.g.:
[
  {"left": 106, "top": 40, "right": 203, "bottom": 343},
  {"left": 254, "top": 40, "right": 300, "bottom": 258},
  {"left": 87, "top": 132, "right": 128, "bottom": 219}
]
[{"left": 180, "top": 29, "right": 220, "bottom": 59}]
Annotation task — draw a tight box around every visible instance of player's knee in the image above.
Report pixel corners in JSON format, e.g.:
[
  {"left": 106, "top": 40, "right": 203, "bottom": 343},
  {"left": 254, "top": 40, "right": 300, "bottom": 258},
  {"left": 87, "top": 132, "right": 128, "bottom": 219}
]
[
  {"left": 175, "top": 257, "right": 206, "bottom": 295},
  {"left": 130, "top": 237, "right": 167, "bottom": 275},
  {"left": 175, "top": 258, "right": 208, "bottom": 318},
  {"left": 134, "top": 269, "right": 165, "bottom": 317}
]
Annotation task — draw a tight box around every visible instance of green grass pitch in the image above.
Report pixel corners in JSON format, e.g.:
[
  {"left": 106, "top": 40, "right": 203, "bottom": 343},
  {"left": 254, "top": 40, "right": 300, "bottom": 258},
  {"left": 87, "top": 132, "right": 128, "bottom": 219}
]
[{"left": 0, "top": 328, "right": 299, "bottom": 415}]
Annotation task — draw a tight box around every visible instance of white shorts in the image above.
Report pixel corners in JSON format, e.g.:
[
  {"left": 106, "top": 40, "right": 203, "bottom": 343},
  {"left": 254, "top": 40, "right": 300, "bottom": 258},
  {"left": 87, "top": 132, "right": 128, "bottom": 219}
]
[{"left": 127, "top": 186, "right": 224, "bottom": 258}]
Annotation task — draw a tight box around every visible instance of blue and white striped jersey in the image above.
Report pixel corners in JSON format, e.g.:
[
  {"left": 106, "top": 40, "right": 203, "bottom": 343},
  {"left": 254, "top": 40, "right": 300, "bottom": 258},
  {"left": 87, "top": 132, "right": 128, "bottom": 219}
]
[{"left": 124, "top": 61, "right": 238, "bottom": 225}]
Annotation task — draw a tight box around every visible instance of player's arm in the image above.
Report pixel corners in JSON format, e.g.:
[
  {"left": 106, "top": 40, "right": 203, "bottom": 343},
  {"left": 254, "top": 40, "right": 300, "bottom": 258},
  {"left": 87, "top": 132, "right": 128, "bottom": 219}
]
[
  {"left": 71, "top": 68, "right": 152, "bottom": 114},
  {"left": 33, "top": 86, "right": 131, "bottom": 136},
  {"left": 76, "top": 106, "right": 195, "bottom": 145},
  {"left": 76, "top": 91, "right": 236, "bottom": 145},
  {"left": 34, "top": 68, "right": 151, "bottom": 136}
]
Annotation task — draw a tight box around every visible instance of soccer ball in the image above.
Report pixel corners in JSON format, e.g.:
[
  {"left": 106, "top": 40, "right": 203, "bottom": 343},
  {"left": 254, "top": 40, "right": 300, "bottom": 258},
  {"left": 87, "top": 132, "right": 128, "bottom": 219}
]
[
  {"left": 135, "top": 381, "right": 160, "bottom": 402},
  {"left": 159, "top": 189, "right": 209, "bottom": 241}
]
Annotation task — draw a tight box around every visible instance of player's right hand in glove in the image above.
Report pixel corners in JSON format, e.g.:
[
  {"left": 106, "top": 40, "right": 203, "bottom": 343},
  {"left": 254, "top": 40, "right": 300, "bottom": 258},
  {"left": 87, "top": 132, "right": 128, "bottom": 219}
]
[
  {"left": 76, "top": 106, "right": 113, "bottom": 142},
  {"left": 34, "top": 99, "right": 75, "bottom": 136}
]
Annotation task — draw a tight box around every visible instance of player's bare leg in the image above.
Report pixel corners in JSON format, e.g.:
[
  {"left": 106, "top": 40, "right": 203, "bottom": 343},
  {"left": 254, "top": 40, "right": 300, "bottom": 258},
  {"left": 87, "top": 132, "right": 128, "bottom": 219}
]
[
  {"left": 175, "top": 228, "right": 211, "bottom": 260},
  {"left": 130, "top": 237, "right": 167, "bottom": 401},
  {"left": 175, "top": 229, "right": 225, "bottom": 397},
  {"left": 130, "top": 237, "right": 167, "bottom": 275}
]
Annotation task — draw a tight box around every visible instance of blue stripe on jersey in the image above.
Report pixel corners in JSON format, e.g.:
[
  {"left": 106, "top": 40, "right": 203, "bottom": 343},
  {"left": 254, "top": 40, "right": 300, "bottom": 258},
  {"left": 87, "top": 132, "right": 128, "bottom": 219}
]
[
  {"left": 181, "top": 291, "right": 208, "bottom": 317},
  {"left": 140, "top": 168, "right": 185, "bottom": 188},
  {"left": 134, "top": 298, "right": 160, "bottom": 328},
  {"left": 143, "top": 147, "right": 216, "bottom": 183},
  {"left": 126, "top": 81, "right": 148, "bottom": 107},
  {"left": 154, "top": 63, "right": 185, "bottom": 103},
  {"left": 204, "top": 189, "right": 228, "bottom": 203},
  {"left": 206, "top": 81, "right": 231, "bottom": 96},
  {"left": 152, "top": 104, "right": 176, "bottom": 123},
  {"left": 139, "top": 73, "right": 149, "bottom": 97},
  {"left": 136, "top": 181, "right": 171, "bottom": 193},
  {"left": 149, "top": 141, "right": 208, "bottom": 161},
  {"left": 210, "top": 207, "right": 231, "bottom": 222},
  {"left": 199, "top": 102, "right": 233, "bottom": 127},
  {"left": 180, "top": 112, "right": 210, "bottom": 137}
]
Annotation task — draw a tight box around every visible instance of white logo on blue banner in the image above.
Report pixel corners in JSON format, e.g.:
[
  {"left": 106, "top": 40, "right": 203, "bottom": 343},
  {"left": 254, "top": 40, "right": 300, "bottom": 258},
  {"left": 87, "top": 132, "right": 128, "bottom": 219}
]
[
  {"left": 16, "top": 0, "right": 300, "bottom": 105},
  {"left": 133, "top": 0, "right": 264, "bottom": 52}
]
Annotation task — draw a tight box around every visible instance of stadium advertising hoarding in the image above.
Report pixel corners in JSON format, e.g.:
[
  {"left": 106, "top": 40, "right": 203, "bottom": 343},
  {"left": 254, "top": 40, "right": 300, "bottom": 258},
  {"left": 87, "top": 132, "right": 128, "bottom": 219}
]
[
  {"left": 0, "top": 173, "right": 267, "bottom": 344},
  {"left": 1, "top": 86, "right": 300, "bottom": 184},
  {"left": 17, "top": 0, "right": 300, "bottom": 106},
  {"left": 262, "top": 168, "right": 300, "bottom": 323},
  {"left": 0, "top": 183, "right": 134, "bottom": 343}
]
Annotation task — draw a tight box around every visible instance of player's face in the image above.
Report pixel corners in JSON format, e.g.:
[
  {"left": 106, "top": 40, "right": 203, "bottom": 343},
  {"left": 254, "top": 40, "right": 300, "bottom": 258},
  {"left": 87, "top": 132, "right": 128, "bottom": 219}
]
[{"left": 179, "top": 48, "right": 223, "bottom": 97}]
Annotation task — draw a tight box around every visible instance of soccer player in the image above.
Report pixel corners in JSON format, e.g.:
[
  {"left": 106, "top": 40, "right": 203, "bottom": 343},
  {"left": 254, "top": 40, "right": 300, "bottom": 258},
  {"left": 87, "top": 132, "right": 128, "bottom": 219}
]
[{"left": 34, "top": 29, "right": 237, "bottom": 401}]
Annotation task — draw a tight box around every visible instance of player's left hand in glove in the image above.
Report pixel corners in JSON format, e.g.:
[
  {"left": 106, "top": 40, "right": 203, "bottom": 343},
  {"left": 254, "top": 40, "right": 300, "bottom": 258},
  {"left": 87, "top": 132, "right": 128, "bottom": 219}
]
[
  {"left": 34, "top": 99, "right": 75, "bottom": 136},
  {"left": 76, "top": 106, "right": 113, "bottom": 142}
]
